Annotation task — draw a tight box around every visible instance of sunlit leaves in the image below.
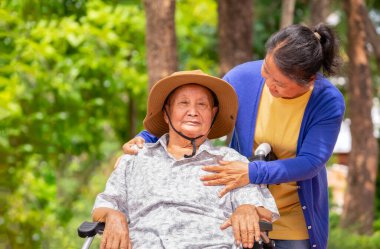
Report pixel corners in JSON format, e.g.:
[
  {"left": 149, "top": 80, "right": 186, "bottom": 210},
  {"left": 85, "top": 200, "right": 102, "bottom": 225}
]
[{"left": 1, "top": 1, "right": 147, "bottom": 247}]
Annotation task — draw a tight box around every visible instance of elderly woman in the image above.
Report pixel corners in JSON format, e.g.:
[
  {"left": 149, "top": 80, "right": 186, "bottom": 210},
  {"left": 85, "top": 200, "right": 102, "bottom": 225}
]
[{"left": 92, "top": 70, "right": 279, "bottom": 249}]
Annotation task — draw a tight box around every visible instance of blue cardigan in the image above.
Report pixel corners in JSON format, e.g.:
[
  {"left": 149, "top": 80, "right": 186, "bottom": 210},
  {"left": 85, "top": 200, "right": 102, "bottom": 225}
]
[
  {"left": 138, "top": 60, "right": 345, "bottom": 249},
  {"left": 226, "top": 61, "right": 345, "bottom": 249}
]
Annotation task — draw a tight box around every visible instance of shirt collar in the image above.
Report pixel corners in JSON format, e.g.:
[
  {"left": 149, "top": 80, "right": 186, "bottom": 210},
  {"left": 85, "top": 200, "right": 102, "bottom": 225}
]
[{"left": 146, "top": 133, "right": 222, "bottom": 158}]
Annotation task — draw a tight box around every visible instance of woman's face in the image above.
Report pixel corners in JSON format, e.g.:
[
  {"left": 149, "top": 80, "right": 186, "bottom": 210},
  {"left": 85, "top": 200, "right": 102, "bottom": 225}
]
[
  {"left": 164, "top": 84, "right": 218, "bottom": 138},
  {"left": 261, "top": 54, "right": 313, "bottom": 99}
]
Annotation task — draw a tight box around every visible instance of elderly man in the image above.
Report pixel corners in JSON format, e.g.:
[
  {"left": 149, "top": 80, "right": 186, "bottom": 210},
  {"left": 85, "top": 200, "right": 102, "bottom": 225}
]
[{"left": 92, "top": 70, "right": 279, "bottom": 249}]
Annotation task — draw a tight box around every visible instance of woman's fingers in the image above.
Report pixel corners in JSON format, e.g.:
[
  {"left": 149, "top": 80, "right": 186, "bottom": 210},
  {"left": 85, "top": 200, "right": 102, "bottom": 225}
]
[
  {"left": 201, "top": 161, "right": 250, "bottom": 197},
  {"left": 199, "top": 173, "right": 221, "bottom": 181},
  {"left": 122, "top": 137, "right": 145, "bottom": 155},
  {"left": 201, "top": 165, "right": 225, "bottom": 173},
  {"left": 218, "top": 185, "right": 234, "bottom": 197}
]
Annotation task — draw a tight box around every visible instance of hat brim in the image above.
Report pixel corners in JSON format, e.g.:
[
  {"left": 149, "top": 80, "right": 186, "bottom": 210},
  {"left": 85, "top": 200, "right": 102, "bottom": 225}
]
[{"left": 143, "top": 72, "right": 238, "bottom": 139}]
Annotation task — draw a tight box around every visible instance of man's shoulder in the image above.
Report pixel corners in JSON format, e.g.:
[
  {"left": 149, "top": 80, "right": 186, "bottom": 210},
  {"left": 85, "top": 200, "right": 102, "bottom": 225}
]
[{"left": 207, "top": 145, "right": 249, "bottom": 162}]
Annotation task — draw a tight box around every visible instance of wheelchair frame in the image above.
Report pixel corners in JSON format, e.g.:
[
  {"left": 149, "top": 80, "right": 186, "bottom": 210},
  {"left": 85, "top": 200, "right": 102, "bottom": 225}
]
[{"left": 78, "top": 143, "right": 277, "bottom": 249}]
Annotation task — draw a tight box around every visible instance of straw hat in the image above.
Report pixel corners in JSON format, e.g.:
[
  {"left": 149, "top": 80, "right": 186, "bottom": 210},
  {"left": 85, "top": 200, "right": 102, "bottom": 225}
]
[{"left": 143, "top": 70, "right": 238, "bottom": 139}]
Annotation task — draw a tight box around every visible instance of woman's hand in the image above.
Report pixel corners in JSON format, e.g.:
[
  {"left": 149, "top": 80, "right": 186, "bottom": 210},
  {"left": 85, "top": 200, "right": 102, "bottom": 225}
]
[
  {"left": 122, "top": 137, "right": 145, "bottom": 155},
  {"left": 200, "top": 160, "right": 250, "bottom": 197},
  {"left": 220, "top": 204, "right": 261, "bottom": 248},
  {"left": 101, "top": 210, "right": 132, "bottom": 249}
]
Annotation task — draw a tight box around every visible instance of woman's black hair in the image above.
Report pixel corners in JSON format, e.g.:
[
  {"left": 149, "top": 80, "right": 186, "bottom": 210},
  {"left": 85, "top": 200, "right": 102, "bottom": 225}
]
[{"left": 265, "top": 23, "right": 342, "bottom": 85}]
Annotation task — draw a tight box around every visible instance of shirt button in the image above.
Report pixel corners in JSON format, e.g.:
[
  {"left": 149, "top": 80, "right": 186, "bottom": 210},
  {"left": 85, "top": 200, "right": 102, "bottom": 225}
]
[
  {"left": 312, "top": 244, "right": 317, "bottom": 248},
  {"left": 297, "top": 185, "right": 301, "bottom": 189},
  {"left": 308, "top": 226, "right": 312, "bottom": 229},
  {"left": 302, "top": 206, "right": 307, "bottom": 210}
]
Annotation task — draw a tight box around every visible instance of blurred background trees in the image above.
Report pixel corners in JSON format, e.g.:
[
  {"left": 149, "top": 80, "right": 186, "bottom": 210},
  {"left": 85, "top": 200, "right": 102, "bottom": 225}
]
[{"left": 0, "top": 0, "right": 379, "bottom": 248}]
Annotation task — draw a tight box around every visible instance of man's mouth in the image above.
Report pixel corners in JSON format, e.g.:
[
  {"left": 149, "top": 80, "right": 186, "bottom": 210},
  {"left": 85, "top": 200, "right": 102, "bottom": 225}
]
[{"left": 184, "top": 121, "right": 200, "bottom": 125}]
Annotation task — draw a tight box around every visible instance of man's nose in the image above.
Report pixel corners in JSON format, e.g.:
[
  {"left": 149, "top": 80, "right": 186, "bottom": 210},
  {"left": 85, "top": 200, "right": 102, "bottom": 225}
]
[{"left": 187, "top": 104, "right": 198, "bottom": 116}]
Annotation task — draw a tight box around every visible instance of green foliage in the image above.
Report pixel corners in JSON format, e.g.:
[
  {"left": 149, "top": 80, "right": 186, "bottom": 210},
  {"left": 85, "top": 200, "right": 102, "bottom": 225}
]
[
  {"left": 328, "top": 213, "right": 380, "bottom": 249},
  {"left": 0, "top": 0, "right": 221, "bottom": 247},
  {"left": 329, "top": 228, "right": 380, "bottom": 249},
  {"left": 176, "top": 0, "right": 218, "bottom": 74},
  {"left": 1, "top": 0, "right": 87, "bottom": 20},
  {"left": 1, "top": 0, "right": 379, "bottom": 248},
  {"left": 1, "top": 0, "right": 147, "bottom": 247}
]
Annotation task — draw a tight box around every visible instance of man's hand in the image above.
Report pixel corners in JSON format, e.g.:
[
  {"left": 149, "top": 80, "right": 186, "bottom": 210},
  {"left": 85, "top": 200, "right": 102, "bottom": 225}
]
[
  {"left": 200, "top": 160, "right": 250, "bottom": 197},
  {"left": 220, "top": 204, "right": 260, "bottom": 248},
  {"left": 122, "top": 137, "right": 145, "bottom": 155},
  {"left": 100, "top": 210, "right": 132, "bottom": 249}
]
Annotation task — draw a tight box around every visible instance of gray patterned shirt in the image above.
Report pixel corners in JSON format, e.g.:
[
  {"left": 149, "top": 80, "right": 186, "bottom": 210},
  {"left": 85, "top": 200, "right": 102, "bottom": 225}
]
[{"left": 93, "top": 134, "right": 279, "bottom": 249}]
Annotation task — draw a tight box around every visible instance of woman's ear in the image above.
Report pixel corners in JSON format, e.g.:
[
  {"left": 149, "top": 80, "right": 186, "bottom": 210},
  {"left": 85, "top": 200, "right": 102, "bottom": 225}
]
[{"left": 308, "top": 75, "right": 317, "bottom": 85}]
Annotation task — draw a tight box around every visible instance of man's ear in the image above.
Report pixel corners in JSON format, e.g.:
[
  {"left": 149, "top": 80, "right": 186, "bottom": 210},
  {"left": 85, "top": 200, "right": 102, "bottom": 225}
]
[
  {"left": 212, "top": 106, "right": 218, "bottom": 117},
  {"left": 163, "top": 105, "right": 169, "bottom": 124}
]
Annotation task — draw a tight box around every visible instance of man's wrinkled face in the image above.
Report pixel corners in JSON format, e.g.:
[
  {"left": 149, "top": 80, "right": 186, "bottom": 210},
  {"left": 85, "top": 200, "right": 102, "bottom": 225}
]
[{"left": 164, "top": 84, "right": 218, "bottom": 138}]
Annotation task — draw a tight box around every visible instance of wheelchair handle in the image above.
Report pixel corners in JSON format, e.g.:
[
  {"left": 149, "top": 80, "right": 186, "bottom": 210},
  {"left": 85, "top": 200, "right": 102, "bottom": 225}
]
[{"left": 78, "top": 221, "right": 105, "bottom": 238}]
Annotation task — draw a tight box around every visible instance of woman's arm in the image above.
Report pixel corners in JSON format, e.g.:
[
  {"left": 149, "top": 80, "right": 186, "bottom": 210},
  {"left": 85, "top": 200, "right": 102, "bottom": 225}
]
[
  {"left": 202, "top": 90, "right": 345, "bottom": 187},
  {"left": 249, "top": 102, "right": 344, "bottom": 184}
]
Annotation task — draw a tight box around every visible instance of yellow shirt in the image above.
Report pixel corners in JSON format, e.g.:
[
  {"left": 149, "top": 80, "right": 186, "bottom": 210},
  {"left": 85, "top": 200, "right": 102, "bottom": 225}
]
[{"left": 254, "top": 84, "right": 313, "bottom": 240}]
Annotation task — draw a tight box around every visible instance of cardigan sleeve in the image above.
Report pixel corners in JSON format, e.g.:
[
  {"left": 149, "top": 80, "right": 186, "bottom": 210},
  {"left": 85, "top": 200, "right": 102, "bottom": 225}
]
[
  {"left": 136, "top": 130, "right": 159, "bottom": 143},
  {"left": 248, "top": 88, "right": 345, "bottom": 184}
]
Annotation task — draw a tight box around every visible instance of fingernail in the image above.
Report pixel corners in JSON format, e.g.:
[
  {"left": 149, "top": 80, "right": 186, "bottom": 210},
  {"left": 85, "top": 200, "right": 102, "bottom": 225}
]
[
  {"left": 244, "top": 243, "right": 248, "bottom": 248},
  {"left": 249, "top": 243, "right": 253, "bottom": 248}
]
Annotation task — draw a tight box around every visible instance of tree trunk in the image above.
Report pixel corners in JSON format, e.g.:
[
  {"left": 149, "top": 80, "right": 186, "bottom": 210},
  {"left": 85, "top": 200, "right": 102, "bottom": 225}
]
[
  {"left": 143, "top": 0, "right": 177, "bottom": 89},
  {"left": 280, "top": 0, "right": 296, "bottom": 29},
  {"left": 217, "top": 0, "right": 253, "bottom": 77},
  {"left": 341, "top": 0, "right": 378, "bottom": 235},
  {"left": 362, "top": 7, "right": 380, "bottom": 72},
  {"left": 310, "top": 0, "right": 329, "bottom": 26}
]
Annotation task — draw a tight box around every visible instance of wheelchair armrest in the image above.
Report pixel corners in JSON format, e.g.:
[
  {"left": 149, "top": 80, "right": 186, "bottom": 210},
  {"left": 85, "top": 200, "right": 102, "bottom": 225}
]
[
  {"left": 259, "top": 220, "right": 272, "bottom": 232},
  {"left": 77, "top": 220, "right": 271, "bottom": 238},
  {"left": 78, "top": 221, "right": 105, "bottom": 238}
]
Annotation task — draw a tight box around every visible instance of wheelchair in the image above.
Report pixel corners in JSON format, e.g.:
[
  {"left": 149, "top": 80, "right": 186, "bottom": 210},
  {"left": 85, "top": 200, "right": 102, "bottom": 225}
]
[{"left": 78, "top": 143, "right": 277, "bottom": 249}]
